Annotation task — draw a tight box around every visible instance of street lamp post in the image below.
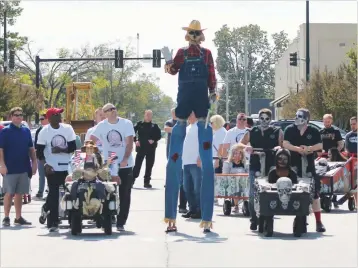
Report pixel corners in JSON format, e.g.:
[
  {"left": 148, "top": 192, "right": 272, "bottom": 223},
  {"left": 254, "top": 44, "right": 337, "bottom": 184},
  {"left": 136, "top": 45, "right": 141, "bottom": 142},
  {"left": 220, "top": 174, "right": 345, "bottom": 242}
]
[
  {"left": 3, "top": 1, "right": 8, "bottom": 74},
  {"left": 306, "top": 0, "right": 310, "bottom": 82}
]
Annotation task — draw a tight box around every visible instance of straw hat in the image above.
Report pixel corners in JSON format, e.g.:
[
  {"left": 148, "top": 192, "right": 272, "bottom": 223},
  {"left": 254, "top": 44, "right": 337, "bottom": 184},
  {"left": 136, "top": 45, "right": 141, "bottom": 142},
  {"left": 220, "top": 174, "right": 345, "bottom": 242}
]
[{"left": 182, "top": 20, "right": 206, "bottom": 31}]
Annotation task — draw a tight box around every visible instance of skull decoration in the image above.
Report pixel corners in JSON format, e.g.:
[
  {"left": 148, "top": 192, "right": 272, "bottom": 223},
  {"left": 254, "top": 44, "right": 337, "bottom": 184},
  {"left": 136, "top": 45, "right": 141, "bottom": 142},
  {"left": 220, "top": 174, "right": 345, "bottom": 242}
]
[
  {"left": 276, "top": 177, "right": 293, "bottom": 209},
  {"left": 315, "top": 158, "right": 328, "bottom": 175}
]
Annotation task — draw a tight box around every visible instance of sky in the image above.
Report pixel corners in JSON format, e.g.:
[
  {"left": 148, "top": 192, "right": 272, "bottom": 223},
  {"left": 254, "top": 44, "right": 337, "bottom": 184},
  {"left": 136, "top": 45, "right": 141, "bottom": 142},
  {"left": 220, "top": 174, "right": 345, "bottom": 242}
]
[{"left": 9, "top": 0, "right": 358, "bottom": 101}]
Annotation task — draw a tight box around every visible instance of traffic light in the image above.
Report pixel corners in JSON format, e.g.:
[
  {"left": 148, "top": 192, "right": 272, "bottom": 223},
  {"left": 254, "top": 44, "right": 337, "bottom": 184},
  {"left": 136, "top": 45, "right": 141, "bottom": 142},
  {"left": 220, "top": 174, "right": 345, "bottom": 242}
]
[
  {"left": 114, "top": 49, "right": 124, "bottom": 68},
  {"left": 289, "top": 52, "right": 298, "bottom": 66},
  {"left": 152, "top": 49, "right": 161, "bottom": 68},
  {"left": 9, "top": 50, "right": 15, "bottom": 70}
]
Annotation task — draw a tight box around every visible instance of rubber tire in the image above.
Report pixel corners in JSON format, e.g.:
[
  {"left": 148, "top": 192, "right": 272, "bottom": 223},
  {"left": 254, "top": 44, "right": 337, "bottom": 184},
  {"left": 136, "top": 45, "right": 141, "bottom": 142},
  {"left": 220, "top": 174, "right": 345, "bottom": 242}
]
[
  {"left": 223, "top": 200, "right": 232, "bottom": 216},
  {"left": 348, "top": 197, "right": 356, "bottom": 211},
  {"left": 71, "top": 211, "right": 82, "bottom": 235},
  {"left": 242, "top": 201, "right": 250, "bottom": 217},
  {"left": 67, "top": 211, "right": 72, "bottom": 226},
  {"left": 96, "top": 218, "right": 102, "bottom": 229},
  {"left": 46, "top": 214, "right": 51, "bottom": 229},
  {"left": 23, "top": 195, "right": 28, "bottom": 204},
  {"left": 293, "top": 217, "right": 303, "bottom": 237},
  {"left": 28, "top": 195, "right": 31, "bottom": 203},
  {"left": 103, "top": 212, "right": 112, "bottom": 235},
  {"left": 265, "top": 217, "right": 274, "bottom": 237},
  {"left": 323, "top": 197, "right": 332, "bottom": 212},
  {"left": 258, "top": 216, "right": 265, "bottom": 233},
  {"left": 39, "top": 216, "right": 46, "bottom": 224}
]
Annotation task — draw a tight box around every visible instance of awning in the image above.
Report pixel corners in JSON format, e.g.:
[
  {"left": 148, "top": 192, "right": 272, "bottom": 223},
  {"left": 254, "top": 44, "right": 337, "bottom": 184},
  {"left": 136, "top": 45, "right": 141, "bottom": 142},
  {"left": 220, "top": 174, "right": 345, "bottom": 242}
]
[{"left": 270, "top": 93, "right": 290, "bottom": 107}]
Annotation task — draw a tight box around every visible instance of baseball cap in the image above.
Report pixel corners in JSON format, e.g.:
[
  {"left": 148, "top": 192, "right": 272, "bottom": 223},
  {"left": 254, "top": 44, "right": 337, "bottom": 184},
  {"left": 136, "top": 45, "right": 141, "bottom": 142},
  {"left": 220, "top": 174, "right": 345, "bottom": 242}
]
[{"left": 46, "top": 108, "right": 64, "bottom": 118}]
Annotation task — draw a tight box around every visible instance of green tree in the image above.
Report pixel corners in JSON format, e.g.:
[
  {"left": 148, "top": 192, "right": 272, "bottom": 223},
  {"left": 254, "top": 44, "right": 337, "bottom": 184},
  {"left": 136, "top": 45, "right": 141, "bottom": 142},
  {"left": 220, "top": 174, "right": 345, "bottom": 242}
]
[
  {"left": 0, "top": 1, "right": 28, "bottom": 57},
  {"left": 213, "top": 24, "right": 289, "bottom": 117}
]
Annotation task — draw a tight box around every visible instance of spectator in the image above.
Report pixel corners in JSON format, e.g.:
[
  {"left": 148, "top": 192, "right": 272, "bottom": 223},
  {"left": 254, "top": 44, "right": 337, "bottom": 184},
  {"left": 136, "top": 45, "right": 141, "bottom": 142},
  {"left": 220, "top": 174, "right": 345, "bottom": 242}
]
[
  {"left": 345, "top": 116, "right": 357, "bottom": 156},
  {"left": 319, "top": 114, "right": 344, "bottom": 153},
  {"left": 164, "top": 108, "right": 188, "bottom": 213},
  {"left": 210, "top": 114, "right": 227, "bottom": 173},
  {"left": 182, "top": 112, "right": 202, "bottom": 219},
  {"left": 90, "top": 103, "right": 135, "bottom": 231},
  {"left": 0, "top": 107, "right": 37, "bottom": 226},
  {"left": 132, "top": 110, "right": 162, "bottom": 188},
  {"left": 85, "top": 108, "right": 106, "bottom": 152},
  {"left": 34, "top": 112, "right": 49, "bottom": 198},
  {"left": 223, "top": 122, "right": 231, "bottom": 131},
  {"left": 36, "top": 108, "right": 77, "bottom": 232}
]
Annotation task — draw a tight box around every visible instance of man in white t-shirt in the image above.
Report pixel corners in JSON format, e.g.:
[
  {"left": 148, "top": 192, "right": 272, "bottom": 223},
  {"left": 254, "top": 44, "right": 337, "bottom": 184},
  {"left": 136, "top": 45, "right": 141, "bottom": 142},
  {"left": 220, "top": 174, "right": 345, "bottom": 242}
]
[
  {"left": 181, "top": 112, "right": 202, "bottom": 219},
  {"left": 90, "top": 103, "right": 135, "bottom": 232},
  {"left": 85, "top": 108, "right": 106, "bottom": 151},
  {"left": 36, "top": 108, "right": 77, "bottom": 232},
  {"left": 219, "top": 112, "right": 249, "bottom": 158}
]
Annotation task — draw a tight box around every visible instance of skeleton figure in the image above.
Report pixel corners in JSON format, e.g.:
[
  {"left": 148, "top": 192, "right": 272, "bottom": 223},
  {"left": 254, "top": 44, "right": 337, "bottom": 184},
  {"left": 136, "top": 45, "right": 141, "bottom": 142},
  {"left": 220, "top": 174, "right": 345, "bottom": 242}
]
[
  {"left": 276, "top": 177, "right": 293, "bottom": 209},
  {"left": 315, "top": 158, "right": 328, "bottom": 175}
]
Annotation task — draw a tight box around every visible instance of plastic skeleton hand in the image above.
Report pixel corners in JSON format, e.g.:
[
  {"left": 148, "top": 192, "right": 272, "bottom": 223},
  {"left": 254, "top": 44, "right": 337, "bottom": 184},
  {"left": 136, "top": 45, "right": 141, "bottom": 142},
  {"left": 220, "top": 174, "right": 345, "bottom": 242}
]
[{"left": 161, "top": 46, "right": 173, "bottom": 64}]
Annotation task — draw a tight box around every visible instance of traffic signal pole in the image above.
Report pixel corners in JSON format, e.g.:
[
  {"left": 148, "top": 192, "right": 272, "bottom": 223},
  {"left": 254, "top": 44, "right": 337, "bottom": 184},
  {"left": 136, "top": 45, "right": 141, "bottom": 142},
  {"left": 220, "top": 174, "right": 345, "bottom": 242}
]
[
  {"left": 3, "top": 3, "right": 7, "bottom": 74},
  {"left": 35, "top": 50, "right": 164, "bottom": 89}
]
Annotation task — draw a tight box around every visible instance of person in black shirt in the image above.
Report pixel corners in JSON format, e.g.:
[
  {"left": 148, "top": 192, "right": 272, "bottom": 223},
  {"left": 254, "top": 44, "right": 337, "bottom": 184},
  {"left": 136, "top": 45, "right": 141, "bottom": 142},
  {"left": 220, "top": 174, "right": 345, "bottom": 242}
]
[
  {"left": 132, "top": 110, "right": 162, "bottom": 188},
  {"left": 268, "top": 149, "right": 298, "bottom": 184},
  {"left": 319, "top": 114, "right": 344, "bottom": 153},
  {"left": 246, "top": 117, "right": 254, "bottom": 129},
  {"left": 239, "top": 108, "right": 283, "bottom": 231},
  {"left": 283, "top": 108, "right": 326, "bottom": 232},
  {"left": 345, "top": 116, "right": 357, "bottom": 156},
  {"left": 34, "top": 112, "right": 49, "bottom": 198}
]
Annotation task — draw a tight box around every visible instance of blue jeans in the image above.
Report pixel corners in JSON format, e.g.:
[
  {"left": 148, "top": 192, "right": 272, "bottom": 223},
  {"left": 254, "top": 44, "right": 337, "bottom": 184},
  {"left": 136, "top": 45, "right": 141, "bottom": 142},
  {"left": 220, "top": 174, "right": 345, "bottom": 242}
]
[
  {"left": 183, "top": 164, "right": 202, "bottom": 213},
  {"left": 248, "top": 170, "right": 257, "bottom": 223},
  {"left": 37, "top": 159, "right": 46, "bottom": 194}
]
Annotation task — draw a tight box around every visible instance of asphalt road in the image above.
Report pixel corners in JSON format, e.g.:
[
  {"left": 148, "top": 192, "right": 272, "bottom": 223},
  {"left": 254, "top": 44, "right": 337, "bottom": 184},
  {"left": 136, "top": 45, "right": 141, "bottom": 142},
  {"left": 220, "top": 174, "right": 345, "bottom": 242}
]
[{"left": 0, "top": 141, "right": 357, "bottom": 267}]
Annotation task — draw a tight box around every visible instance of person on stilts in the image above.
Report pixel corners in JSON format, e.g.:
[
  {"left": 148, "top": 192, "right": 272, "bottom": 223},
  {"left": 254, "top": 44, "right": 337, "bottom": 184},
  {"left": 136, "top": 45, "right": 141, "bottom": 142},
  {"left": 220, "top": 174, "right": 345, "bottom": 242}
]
[{"left": 161, "top": 20, "right": 217, "bottom": 233}]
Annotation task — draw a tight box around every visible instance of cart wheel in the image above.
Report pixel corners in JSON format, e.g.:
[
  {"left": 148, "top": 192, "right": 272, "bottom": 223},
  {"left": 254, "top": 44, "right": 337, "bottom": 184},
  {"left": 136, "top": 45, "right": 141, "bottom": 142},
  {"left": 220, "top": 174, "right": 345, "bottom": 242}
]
[
  {"left": 39, "top": 216, "right": 46, "bottom": 224},
  {"left": 242, "top": 201, "right": 250, "bottom": 217},
  {"left": 27, "top": 195, "right": 31, "bottom": 203},
  {"left": 265, "top": 216, "right": 274, "bottom": 237},
  {"left": 293, "top": 217, "right": 303, "bottom": 237},
  {"left": 258, "top": 216, "right": 265, "bottom": 233},
  {"left": 223, "top": 200, "right": 232, "bottom": 216},
  {"left": 23, "top": 195, "right": 28, "bottom": 204},
  {"left": 68, "top": 211, "right": 72, "bottom": 226},
  {"left": 46, "top": 214, "right": 51, "bottom": 229},
  {"left": 322, "top": 197, "right": 332, "bottom": 212},
  {"left": 96, "top": 218, "right": 102, "bottom": 229},
  {"left": 348, "top": 197, "right": 356, "bottom": 211},
  {"left": 102, "top": 206, "right": 112, "bottom": 235},
  {"left": 71, "top": 211, "right": 82, "bottom": 235}
]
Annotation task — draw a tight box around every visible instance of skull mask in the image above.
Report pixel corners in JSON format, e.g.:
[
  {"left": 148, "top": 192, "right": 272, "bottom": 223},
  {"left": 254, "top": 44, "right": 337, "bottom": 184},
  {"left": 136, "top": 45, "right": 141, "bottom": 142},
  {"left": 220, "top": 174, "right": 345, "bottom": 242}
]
[
  {"left": 294, "top": 109, "right": 309, "bottom": 130},
  {"left": 259, "top": 112, "right": 271, "bottom": 129},
  {"left": 315, "top": 158, "right": 328, "bottom": 175},
  {"left": 276, "top": 177, "right": 293, "bottom": 209}
]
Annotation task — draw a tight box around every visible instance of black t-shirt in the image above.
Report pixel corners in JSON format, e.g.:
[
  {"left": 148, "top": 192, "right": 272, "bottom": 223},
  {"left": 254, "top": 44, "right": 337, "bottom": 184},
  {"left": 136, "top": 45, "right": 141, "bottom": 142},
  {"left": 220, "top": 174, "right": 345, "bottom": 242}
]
[
  {"left": 284, "top": 124, "right": 321, "bottom": 177},
  {"left": 249, "top": 126, "right": 280, "bottom": 173},
  {"left": 345, "top": 131, "right": 357, "bottom": 154},
  {"left": 320, "top": 127, "right": 342, "bottom": 152}
]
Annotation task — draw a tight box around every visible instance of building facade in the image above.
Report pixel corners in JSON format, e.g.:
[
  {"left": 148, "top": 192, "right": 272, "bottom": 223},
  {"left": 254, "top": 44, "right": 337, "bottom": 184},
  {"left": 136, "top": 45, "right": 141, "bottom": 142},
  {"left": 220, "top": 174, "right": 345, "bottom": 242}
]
[{"left": 272, "top": 23, "right": 357, "bottom": 119}]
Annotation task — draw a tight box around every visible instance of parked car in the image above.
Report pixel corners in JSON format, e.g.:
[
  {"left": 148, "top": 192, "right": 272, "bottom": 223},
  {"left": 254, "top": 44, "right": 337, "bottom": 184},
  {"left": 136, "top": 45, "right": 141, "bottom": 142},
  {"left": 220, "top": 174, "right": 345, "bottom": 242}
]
[{"left": 270, "top": 119, "right": 347, "bottom": 148}]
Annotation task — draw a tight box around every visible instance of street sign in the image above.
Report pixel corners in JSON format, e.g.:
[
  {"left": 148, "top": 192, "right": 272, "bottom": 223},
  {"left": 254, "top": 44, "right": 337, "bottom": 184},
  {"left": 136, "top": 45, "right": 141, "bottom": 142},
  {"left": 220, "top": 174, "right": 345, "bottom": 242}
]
[
  {"left": 152, "top": 49, "right": 161, "bottom": 68},
  {"left": 115, "top": 49, "right": 124, "bottom": 68}
]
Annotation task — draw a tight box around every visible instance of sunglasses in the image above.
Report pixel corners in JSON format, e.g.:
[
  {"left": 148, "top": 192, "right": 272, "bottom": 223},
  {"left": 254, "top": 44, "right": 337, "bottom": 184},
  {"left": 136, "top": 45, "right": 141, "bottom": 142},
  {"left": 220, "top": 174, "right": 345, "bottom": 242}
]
[
  {"left": 189, "top": 30, "right": 202, "bottom": 36},
  {"left": 104, "top": 107, "right": 116, "bottom": 113},
  {"left": 237, "top": 118, "right": 246, "bottom": 121},
  {"left": 13, "top": 113, "right": 23, "bottom": 117},
  {"left": 296, "top": 114, "right": 304, "bottom": 119},
  {"left": 260, "top": 117, "right": 270, "bottom": 121}
]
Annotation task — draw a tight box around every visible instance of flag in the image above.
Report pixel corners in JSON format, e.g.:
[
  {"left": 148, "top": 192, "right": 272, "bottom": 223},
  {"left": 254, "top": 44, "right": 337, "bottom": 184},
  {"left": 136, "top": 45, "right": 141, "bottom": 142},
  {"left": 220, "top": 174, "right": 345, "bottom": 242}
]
[{"left": 73, "top": 150, "right": 81, "bottom": 167}]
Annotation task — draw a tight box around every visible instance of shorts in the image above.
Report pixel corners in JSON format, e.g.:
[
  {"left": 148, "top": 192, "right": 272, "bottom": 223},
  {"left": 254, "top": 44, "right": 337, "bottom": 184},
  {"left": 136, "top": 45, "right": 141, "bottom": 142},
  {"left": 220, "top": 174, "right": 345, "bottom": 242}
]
[{"left": 3, "top": 172, "right": 30, "bottom": 195}]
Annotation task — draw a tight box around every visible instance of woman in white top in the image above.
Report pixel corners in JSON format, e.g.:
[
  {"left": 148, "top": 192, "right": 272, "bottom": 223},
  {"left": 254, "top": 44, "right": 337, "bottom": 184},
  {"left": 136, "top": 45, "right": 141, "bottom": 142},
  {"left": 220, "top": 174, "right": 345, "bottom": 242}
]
[
  {"left": 222, "top": 144, "right": 248, "bottom": 212},
  {"left": 210, "top": 115, "right": 227, "bottom": 173}
]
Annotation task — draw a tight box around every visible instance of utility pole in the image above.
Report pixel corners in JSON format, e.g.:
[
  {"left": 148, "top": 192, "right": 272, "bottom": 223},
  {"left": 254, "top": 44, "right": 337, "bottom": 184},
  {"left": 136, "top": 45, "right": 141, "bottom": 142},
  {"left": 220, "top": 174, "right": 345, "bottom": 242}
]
[
  {"left": 3, "top": 1, "right": 8, "bottom": 74},
  {"left": 137, "top": 33, "right": 139, "bottom": 63},
  {"left": 244, "top": 43, "right": 249, "bottom": 115},
  {"left": 306, "top": 0, "right": 310, "bottom": 82},
  {"left": 225, "top": 71, "right": 229, "bottom": 122}
]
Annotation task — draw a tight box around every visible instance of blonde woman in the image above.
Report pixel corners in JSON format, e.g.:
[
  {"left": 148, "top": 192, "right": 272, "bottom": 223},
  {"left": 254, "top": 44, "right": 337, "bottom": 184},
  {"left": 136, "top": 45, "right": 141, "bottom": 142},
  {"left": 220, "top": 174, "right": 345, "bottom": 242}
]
[
  {"left": 223, "top": 144, "right": 248, "bottom": 212},
  {"left": 210, "top": 115, "right": 227, "bottom": 173}
]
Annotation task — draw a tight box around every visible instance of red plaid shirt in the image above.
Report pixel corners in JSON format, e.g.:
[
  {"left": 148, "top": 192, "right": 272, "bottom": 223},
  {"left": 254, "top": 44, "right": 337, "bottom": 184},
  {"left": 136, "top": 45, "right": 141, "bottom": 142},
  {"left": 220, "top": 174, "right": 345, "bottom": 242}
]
[{"left": 169, "top": 45, "right": 216, "bottom": 93}]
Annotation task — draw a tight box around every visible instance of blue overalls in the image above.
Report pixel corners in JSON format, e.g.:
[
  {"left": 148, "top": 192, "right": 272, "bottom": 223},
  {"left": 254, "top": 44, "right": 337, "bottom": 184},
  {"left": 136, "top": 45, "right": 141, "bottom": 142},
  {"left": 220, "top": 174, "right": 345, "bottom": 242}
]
[{"left": 164, "top": 48, "right": 215, "bottom": 229}]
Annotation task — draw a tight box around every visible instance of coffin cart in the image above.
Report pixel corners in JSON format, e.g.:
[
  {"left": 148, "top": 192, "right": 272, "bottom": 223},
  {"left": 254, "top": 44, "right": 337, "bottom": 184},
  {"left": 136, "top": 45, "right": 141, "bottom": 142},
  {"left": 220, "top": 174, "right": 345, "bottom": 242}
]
[
  {"left": 214, "top": 173, "right": 250, "bottom": 216},
  {"left": 254, "top": 155, "right": 314, "bottom": 237},
  {"left": 317, "top": 156, "right": 357, "bottom": 212}
]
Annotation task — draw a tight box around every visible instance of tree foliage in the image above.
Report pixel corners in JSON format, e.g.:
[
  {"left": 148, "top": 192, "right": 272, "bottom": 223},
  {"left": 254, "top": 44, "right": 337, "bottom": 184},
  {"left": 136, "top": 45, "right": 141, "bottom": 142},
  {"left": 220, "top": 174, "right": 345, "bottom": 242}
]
[
  {"left": 282, "top": 46, "right": 357, "bottom": 129},
  {"left": 213, "top": 24, "right": 289, "bottom": 118}
]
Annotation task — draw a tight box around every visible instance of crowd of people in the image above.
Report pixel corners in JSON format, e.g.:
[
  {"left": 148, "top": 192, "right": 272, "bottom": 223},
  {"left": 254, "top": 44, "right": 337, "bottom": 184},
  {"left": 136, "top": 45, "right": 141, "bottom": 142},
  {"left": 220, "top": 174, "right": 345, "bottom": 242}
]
[{"left": 0, "top": 103, "right": 356, "bottom": 233}]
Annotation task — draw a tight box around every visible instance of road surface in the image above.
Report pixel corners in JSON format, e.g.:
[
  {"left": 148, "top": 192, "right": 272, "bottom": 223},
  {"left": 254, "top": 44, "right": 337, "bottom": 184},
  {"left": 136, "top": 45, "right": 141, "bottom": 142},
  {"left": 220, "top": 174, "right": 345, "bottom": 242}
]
[{"left": 1, "top": 141, "right": 357, "bottom": 267}]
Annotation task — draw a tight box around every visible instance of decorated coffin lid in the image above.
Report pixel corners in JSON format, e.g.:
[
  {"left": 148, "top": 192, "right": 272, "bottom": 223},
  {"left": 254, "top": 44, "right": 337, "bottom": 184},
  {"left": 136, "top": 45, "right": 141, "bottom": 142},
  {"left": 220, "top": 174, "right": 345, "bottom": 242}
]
[{"left": 256, "top": 177, "right": 311, "bottom": 192}]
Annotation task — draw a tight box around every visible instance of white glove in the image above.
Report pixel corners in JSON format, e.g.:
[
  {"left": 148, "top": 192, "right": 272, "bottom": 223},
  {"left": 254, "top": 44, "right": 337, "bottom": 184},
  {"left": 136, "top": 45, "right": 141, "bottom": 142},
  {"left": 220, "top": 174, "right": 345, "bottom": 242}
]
[{"left": 161, "top": 46, "right": 173, "bottom": 64}]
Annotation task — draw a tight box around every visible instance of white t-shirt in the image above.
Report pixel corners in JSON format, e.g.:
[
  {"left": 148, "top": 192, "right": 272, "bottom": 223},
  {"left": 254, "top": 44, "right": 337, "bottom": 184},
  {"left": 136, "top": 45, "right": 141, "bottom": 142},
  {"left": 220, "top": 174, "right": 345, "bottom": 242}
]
[
  {"left": 212, "top": 127, "right": 227, "bottom": 157},
  {"left": 37, "top": 123, "right": 77, "bottom": 172},
  {"left": 223, "top": 127, "right": 248, "bottom": 148},
  {"left": 91, "top": 118, "right": 135, "bottom": 175},
  {"left": 85, "top": 126, "right": 103, "bottom": 152},
  {"left": 182, "top": 122, "right": 199, "bottom": 166}
]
